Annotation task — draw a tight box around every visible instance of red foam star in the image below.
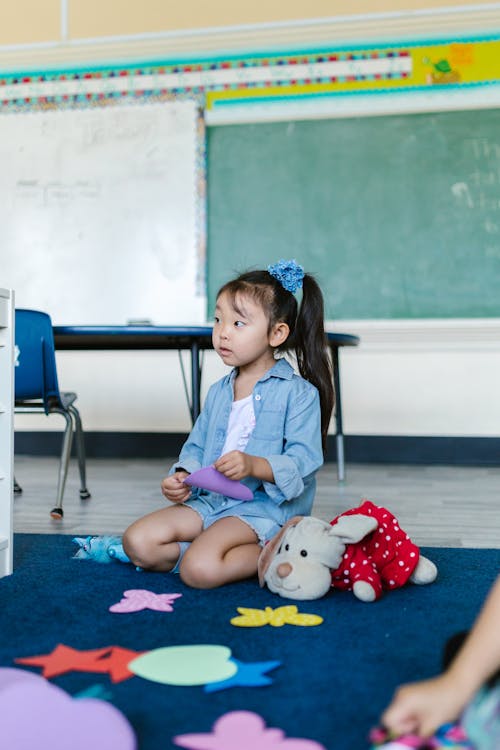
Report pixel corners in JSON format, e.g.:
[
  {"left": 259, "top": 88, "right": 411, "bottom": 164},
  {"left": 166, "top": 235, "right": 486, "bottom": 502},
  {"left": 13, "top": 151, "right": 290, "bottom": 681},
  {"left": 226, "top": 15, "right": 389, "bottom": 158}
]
[
  {"left": 98, "top": 646, "right": 147, "bottom": 683},
  {"left": 15, "top": 644, "right": 112, "bottom": 678},
  {"left": 15, "top": 643, "right": 146, "bottom": 683}
]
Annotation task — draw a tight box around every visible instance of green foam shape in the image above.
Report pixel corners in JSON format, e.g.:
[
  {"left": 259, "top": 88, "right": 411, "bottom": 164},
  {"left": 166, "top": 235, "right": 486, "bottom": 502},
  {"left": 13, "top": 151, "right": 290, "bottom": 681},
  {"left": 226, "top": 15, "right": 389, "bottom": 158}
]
[{"left": 128, "top": 644, "right": 237, "bottom": 686}]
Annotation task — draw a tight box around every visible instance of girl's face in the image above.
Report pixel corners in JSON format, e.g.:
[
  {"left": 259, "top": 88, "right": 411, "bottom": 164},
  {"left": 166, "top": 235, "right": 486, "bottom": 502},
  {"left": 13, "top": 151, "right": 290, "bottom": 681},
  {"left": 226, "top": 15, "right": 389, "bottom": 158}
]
[{"left": 212, "top": 291, "right": 287, "bottom": 372}]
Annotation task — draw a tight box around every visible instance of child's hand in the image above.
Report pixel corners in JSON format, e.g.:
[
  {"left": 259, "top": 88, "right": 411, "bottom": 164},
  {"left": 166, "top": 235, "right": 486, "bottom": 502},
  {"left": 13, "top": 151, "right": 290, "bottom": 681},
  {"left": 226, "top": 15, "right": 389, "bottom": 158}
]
[
  {"left": 161, "top": 471, "right": 191, "bottom": 503},
  {"left": 381, "top": 674, "right": 467, "bottom": 739},
  {"left": 214, "top": 450, "right": 253, "bottom": 481}
]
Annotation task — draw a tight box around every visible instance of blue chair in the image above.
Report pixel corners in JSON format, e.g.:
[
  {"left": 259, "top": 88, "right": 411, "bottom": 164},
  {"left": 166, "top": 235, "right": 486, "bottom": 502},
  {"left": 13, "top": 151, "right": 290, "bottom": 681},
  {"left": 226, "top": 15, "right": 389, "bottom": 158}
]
[{"left": 14, "top": 309, "right": 91, "bottom": 519}]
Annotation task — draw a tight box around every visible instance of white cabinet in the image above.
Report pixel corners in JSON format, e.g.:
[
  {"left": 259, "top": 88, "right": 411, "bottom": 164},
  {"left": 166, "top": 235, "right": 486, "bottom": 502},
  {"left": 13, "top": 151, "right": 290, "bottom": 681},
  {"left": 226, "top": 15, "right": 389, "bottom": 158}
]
[{"left": 0, "top": 288, "right": 14, "bottom": 576}]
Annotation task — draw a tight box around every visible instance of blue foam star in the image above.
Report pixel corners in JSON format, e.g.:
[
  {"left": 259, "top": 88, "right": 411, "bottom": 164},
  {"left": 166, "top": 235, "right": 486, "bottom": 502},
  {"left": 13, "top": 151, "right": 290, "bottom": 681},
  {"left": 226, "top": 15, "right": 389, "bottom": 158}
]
[{"left": 203, "top": 658, "right": 281, "bottom": 692}]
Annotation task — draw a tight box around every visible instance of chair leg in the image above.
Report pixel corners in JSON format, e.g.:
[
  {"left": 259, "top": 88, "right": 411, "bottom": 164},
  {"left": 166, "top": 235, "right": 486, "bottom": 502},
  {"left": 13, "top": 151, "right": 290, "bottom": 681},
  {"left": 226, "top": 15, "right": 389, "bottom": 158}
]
[
  {"left": 51, "top": 409, "right": 74, "bottom": 520},
  {"left": 13, "top": 476, "right": 23, "bottom": 494},
  {"left": 68, "top": 404, "right": 91, "bottom": 500}
]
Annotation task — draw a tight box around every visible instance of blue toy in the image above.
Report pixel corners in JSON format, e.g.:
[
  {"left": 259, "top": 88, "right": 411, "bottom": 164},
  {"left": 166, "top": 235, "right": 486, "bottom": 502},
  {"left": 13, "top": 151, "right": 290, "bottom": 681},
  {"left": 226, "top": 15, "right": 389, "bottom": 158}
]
[{"left": 72, "top": 536, "right": 131, "bottom": 564}]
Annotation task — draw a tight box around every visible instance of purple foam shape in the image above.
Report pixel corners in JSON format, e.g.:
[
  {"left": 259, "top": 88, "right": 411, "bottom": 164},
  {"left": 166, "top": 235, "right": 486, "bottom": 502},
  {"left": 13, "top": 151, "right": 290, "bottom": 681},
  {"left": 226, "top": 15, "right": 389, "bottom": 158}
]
[
  {"left": 1, "top": 679, "right": 136, "bottom": 749},
  {"left": 0, "top": 667, "right": 46, "bottom": 693},
  {"left": 183, "top": 466, "right": 253, "bottom": 501}
]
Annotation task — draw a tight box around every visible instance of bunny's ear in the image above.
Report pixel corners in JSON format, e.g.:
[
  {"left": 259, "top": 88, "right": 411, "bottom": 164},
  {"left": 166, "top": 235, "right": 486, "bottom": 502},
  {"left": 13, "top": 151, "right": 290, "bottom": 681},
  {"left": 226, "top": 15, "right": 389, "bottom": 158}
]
[
  {"left": 72, "top": 535, "right": 92, "bottom": 550},
  {"left": 329, "top": 514, "right": 378, "bottom": 545},
  {"left": 257, "top": 516, "right": 304, "bottom": 586}
]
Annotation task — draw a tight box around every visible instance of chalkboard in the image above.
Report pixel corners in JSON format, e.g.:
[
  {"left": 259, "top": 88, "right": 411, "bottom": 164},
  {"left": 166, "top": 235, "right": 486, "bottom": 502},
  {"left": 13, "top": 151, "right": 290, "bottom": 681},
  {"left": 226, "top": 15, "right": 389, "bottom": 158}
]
[
  {"left": 207, "top": 109, "right": 500, "bottom": 319},
  {"left": 0, "top": 99, "right": 205, "bottom": 325}
]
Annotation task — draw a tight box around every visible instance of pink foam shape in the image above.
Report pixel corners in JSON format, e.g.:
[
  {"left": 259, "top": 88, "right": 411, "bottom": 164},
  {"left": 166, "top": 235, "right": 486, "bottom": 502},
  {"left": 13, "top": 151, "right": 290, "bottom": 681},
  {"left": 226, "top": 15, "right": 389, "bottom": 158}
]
[
  {"left": 109, "top": 590, "right": 182, "bottom": 613},
  {"left": 173, "top": 710, "right": 327, "bottom": 749}
]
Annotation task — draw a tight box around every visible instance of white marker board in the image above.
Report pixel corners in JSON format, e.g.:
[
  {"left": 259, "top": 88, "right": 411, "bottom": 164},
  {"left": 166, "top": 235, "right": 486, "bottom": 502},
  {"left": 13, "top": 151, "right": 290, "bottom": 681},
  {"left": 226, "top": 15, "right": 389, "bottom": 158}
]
[{"left": 0, "top": 99, "right": 205, "bottom": 324}]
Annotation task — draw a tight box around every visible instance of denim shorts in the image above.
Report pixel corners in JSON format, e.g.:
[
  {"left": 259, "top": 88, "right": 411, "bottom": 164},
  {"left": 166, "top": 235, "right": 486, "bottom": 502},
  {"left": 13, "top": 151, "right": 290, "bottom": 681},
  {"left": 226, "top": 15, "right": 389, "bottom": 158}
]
[{"left": 182, "top": 493, "right": 281, "bottom": 546}]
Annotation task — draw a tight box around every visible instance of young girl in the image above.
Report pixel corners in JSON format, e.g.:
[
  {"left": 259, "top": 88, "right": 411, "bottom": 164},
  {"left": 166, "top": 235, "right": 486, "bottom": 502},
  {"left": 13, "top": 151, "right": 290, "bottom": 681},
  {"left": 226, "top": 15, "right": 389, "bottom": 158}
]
[{"left": 123, "top": 259, "right": 334, "bottom": 588}]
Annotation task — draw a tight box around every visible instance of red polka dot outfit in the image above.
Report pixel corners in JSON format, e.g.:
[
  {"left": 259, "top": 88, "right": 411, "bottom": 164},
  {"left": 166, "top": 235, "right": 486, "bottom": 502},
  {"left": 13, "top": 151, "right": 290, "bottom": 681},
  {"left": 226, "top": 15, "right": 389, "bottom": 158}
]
[{"left": 329, "top": 500, "right": 420, "bottom": 600}]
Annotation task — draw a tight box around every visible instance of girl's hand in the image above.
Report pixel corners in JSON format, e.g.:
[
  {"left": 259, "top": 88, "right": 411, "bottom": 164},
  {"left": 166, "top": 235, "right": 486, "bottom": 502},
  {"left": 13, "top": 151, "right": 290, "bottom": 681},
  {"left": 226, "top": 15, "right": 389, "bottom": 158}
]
[
  {"left": 214, "top": 451, "right": 253, "bottom": 481},
  {"left": 381, "top": 674, "right": 468, "bottom": 739},
  {"left": 161, "top": 471, "right": 191, "bottom": 503}
]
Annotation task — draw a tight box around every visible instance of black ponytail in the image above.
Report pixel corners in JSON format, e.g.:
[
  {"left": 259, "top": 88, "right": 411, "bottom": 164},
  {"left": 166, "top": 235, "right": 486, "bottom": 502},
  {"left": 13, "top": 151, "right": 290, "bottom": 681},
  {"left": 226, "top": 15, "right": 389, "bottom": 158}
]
[
  {"left": 291, "top": 274, "right": 334, "bottom": 454},
  {"left": 217, "top": 268, "right": 335, "bottom": 455}
]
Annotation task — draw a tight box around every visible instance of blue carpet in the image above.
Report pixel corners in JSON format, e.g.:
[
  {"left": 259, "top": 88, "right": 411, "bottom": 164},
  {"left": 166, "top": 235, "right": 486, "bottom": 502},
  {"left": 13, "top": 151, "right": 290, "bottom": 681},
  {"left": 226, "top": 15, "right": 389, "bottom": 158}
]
[{"left": 0, "top": 535, "right": 499, "bottom": 749}]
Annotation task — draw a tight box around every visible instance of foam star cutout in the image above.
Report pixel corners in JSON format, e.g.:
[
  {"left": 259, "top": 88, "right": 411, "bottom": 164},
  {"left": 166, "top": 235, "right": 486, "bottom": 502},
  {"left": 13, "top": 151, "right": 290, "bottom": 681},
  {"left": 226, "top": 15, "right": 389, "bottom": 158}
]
[
  {"left": 15, "top": 645, "right": 111, "bottom": 679},
  {"left": 98, "top": 646, "right": 147, "bottom": 683},
  {"left": 74, "top": 684, "right": 114, "bottom": 701},
  {"left": 173, "top": 710, "right": 327, "bottom": 749},
  {"left": 15, "top": 644, "right": 145, "bottom": 683},
  {"left": 204, "top": 658, "right": 281, "bottom": 692},
  {"left": 109, "top": 589, "right": 182, "bottom": 613},
  {"left": 231, "top": 605, "right": 323, "bottom": 628}
]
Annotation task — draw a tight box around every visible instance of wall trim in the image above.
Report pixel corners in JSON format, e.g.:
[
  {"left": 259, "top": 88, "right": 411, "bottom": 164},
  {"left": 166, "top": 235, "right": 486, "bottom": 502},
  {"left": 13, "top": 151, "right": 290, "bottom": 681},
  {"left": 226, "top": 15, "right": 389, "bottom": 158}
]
[
  {"left": 2, "top": 4, "right": 500, "bottom": 70},
  {"left": 328, "top": 318, "right": 500, "bottom": 351},
  {"left": 14, "top": 431, "right": 500, "bottom": 466}
]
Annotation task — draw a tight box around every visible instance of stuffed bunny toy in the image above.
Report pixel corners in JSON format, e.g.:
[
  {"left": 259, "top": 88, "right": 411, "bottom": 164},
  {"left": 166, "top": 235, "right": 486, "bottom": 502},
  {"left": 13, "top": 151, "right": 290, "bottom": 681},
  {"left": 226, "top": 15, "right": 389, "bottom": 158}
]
[{"left": 258, "top": 500, "right": 437, "bottom": 602}]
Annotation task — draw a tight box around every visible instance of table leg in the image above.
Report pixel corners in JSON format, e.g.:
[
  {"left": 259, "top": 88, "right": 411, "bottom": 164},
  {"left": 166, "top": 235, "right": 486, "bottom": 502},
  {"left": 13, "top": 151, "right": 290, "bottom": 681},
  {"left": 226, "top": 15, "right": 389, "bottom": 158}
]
[
  {"left": 331, "top": 346, "right": 346, "bottom": 482},
  {"left": 190, "top": 340, "right": 201, "bottom": 425}
]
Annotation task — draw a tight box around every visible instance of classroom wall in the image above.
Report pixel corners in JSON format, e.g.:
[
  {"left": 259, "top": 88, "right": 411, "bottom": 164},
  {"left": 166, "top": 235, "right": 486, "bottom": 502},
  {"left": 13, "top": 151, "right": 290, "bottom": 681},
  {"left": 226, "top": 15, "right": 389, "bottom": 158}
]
[
  {"left": 1, "top": 1, "right": 494, "bottom": 46},
  {"left": 71, "top": 0, "right": 486, "bottom": 36},
  {"left": 2, "top": 1, "right": 500, "bottom": 68},
  {"left": 3, "top": 3, "right": 500, "bottom": 450},
  {"left": 48, "top": 326, "right": 500, "bottom": 439}
]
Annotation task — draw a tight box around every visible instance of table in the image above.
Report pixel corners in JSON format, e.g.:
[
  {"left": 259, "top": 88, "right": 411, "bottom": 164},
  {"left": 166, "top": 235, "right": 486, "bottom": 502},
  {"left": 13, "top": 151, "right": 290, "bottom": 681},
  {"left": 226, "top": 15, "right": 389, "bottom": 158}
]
[{"left": 53, "top": 325, "right": 359, "bottom": 481}]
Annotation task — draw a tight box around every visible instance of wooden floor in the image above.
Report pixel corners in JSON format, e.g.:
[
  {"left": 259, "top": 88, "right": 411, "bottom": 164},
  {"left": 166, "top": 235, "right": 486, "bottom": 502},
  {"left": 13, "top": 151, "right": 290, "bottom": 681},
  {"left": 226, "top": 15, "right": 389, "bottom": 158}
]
[{"left": 12, "top": 456, "right": 500, "bottom": 548}]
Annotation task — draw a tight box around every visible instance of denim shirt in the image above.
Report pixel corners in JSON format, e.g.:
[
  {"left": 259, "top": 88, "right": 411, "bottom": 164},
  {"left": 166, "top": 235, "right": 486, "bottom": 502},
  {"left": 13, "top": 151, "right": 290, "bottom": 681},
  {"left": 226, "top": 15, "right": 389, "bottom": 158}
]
[{"left": 171, "top": 358, "right": 324, "bottom": 527}]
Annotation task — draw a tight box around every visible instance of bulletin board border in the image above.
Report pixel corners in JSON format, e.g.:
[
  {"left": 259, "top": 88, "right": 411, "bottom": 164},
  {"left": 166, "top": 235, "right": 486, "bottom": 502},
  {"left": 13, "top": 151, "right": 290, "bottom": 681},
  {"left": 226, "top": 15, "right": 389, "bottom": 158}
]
[{"left": 1, "top": 33, "right": 500, "bottom": 115}]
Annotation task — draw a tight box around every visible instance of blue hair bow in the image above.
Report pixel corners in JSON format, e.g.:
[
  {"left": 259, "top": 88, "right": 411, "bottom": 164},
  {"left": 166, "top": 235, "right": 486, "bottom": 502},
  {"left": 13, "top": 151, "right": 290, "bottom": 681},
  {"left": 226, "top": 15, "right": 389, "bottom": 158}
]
[{"left": 267, "top": 259, "right": 305, "bottom": 293}]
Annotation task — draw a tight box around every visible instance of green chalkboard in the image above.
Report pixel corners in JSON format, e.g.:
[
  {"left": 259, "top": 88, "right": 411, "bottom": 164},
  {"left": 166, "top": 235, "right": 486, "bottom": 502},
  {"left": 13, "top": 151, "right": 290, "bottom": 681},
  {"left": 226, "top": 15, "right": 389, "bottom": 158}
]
[{"left": 207, "top": 109, "right": 500, "bottom": 319}]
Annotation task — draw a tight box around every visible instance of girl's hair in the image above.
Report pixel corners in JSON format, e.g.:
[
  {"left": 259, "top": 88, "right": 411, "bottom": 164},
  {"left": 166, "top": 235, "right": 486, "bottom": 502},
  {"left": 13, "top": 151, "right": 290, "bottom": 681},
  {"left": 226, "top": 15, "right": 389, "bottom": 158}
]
[{"left": 217, "top": 269, "right": 334, "bottom": 454}]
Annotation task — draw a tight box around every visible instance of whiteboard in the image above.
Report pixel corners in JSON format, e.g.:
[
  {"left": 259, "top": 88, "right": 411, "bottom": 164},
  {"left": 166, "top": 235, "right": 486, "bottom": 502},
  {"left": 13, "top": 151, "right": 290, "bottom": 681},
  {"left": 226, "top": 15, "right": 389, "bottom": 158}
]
[{"left": 0, "top": 99, "right": 205, "bottom": 324}]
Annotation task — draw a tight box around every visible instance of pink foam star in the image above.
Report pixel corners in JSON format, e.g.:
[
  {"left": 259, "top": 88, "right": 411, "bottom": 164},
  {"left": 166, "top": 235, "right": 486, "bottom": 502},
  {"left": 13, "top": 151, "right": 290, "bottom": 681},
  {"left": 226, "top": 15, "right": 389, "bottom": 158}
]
[
  {"left": 109, "top": 590, "right": 182, "bottom": 613},
  {"left": 173, "top": 710, "right": 326, "bottom": 749}
]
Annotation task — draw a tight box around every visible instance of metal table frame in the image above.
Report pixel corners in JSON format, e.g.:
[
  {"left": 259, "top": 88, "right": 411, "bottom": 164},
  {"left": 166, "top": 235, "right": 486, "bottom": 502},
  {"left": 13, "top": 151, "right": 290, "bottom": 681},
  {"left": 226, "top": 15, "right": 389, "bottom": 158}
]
[{"left": 54, "top": 325, "right": 359, "bottom": 480}]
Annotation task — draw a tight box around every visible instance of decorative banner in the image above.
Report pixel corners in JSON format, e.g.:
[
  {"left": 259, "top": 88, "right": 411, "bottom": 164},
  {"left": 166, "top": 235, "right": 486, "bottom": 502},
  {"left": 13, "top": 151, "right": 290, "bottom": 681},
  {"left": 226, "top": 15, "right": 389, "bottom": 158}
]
[{"left": 0, "top": 36, "right": 500, "bottom": 112}]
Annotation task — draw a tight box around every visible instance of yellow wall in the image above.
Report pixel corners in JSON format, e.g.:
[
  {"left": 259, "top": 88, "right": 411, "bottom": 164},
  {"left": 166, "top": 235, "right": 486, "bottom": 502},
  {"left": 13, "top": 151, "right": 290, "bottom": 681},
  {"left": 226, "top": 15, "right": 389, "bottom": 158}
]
[
  {"left": 0, "top": 0, "right": 60, "bottom": 45},
  {"left": 0, "top": 1, "right": 495, "bottom": 45},
  {"left": 68, "top": 0, "right": 476, "bottom": 40}
]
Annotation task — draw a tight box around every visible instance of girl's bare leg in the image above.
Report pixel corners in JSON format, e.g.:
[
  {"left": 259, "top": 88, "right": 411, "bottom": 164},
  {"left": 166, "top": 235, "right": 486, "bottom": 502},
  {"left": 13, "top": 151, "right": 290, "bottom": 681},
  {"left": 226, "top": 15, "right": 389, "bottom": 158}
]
[
  {"left": 179, "top": 516, "right": 261, "bottom": 588},
  {"left": 122, "top": 505, "right": 203, "bottom": 572}
]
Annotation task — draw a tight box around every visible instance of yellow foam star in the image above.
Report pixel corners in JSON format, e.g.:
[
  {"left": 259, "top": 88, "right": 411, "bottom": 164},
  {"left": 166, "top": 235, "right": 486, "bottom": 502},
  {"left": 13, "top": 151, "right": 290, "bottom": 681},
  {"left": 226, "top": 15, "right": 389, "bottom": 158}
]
[{"left": 230, "top": 605, "right": 323, "bottom": 628}]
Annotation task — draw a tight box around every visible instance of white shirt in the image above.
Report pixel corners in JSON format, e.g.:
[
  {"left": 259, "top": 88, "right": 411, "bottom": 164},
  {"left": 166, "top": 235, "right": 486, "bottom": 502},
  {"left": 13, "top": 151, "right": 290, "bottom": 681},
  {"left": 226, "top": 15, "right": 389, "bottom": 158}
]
[{"left": 221, "top": 394, "right": 256, "bottom": 455}]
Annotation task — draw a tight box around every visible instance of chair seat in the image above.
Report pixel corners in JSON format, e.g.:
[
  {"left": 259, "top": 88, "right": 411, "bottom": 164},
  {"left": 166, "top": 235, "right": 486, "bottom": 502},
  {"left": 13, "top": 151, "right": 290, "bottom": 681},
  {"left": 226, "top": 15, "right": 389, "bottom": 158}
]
[{"left": 15, "top": 392, "right": 77, "bottom": 411}]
